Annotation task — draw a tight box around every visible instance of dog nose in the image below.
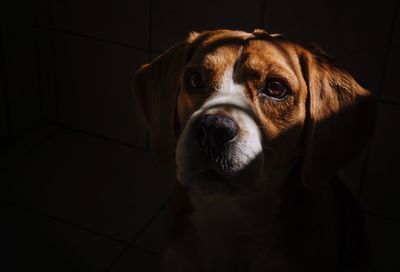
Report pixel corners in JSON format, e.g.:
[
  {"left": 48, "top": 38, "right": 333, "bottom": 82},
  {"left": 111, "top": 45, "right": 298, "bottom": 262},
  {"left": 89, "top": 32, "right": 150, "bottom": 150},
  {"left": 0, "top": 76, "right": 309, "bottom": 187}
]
[{"left": 192, "top": 115, "right": 239, "bottom": 156}]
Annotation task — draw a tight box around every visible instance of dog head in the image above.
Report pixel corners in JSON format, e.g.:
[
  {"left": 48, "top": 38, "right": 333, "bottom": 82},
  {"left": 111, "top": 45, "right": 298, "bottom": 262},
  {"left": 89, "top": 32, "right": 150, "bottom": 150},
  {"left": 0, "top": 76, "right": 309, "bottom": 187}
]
[{"left": 134, "top": 29, "right": 376, "bottom": 196}]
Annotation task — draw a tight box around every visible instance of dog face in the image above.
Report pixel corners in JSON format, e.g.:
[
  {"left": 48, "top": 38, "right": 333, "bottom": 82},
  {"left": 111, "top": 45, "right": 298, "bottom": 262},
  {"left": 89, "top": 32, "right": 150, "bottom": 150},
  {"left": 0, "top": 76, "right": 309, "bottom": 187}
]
[
  {"left": 175, "top": 31, "right": 308, "bottom": 195},
  {"left": 134, "top": 29, "right": 376, "bottom": 196}
]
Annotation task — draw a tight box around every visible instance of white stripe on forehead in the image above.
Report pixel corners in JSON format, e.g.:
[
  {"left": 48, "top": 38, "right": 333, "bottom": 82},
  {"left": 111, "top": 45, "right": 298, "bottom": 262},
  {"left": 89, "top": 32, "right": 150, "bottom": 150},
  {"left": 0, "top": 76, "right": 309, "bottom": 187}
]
[
  {"left": 201, "top": 63, "right": 247, "bottom": 112},
  {"left": 190, "top": 46, "right": 252, "bottom": 117},
  {"left": 218, "top": 46, "right": 243, "bottom": 94},
  {"left": 203, "top": 47, "right": 245, "bottom": 109},
  {"left": 219, "top": 66, "right": 242, "bottom": 95}
]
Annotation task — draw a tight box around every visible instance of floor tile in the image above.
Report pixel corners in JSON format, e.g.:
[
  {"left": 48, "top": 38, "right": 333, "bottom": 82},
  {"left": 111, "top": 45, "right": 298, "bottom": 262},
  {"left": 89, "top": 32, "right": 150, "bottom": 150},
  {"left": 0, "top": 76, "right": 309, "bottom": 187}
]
[
  {"left": 108, "top": 247, "right": 161, "bottom": 272},
  {"left": 134, "top": 203, "right": 169, "bottom": 254},
  {"left": 53, "top": 0, "right": 149, "bottom": 49},
  {"left": 0, "top": 123, "right": 58, "bottom": 171},
  {"left": 0, "top": 203, "right": 125, "bottom": 272},
  {"left": 55, "top": 33, "right": 148, "bottom": 148},
  {"left": 365, "top": 214, "right": 400, "bottom": 272},
  {"left": 3, "top": 129, "right": 176, "bottom": 241},
  {"left": 361, "top": 103, "right": 400, "bottom": 219},
  {"left": 151, "top": 0, "right": 264, "bottom": 52}
]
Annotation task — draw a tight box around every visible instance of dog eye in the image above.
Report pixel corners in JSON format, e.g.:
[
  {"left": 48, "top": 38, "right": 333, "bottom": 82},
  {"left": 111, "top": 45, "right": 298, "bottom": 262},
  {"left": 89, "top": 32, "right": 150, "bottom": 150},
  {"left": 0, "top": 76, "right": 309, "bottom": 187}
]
[
  {"left": 184, "top": 70, "right": 203, "bottom": 90},
  {"left": 261, "top": 80, "right": 289, "bottom": 100}
]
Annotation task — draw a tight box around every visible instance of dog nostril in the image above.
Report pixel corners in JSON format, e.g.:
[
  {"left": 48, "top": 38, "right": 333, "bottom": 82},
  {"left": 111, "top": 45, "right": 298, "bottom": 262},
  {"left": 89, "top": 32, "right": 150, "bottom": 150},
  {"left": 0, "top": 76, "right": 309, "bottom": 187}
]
[
  {"left": 192, "top": 115, "right": 239, "bottom": 155},
  {"left": 194, "top": 123, "right": 208, "bottom": 148},
  {"left": 210, "top": 117, "right": 238, "bottom": 147}
]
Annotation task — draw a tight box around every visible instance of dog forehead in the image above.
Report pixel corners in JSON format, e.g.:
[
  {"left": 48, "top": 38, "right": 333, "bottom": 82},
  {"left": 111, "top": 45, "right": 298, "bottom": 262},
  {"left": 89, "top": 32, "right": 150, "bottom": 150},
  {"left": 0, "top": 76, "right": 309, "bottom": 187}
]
[{"left": 188, "top": 31, "right": 297, "bottom": 81}]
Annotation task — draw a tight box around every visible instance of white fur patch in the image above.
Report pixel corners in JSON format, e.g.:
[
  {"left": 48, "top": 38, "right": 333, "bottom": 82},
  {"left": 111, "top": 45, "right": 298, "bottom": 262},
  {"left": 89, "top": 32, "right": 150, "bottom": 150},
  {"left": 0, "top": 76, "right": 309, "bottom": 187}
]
[{"left": 176, "top": 65, "right": 263, "bottom": 185}]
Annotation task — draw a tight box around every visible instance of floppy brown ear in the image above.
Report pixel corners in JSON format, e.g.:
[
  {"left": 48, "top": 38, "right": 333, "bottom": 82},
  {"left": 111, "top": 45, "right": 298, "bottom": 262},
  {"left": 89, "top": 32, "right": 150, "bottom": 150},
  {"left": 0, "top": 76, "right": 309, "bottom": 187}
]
[
  {"left": 133, "top": 42, "right": 190, "bottom": 162},
  {"left": 300, "top": 50, "right": 377, "bottom": 190}
]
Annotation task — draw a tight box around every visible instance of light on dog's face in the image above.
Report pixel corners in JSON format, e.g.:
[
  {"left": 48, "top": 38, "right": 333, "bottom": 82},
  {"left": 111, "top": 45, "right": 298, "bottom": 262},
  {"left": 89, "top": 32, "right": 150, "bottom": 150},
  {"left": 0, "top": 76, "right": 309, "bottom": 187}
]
[{"left": 176, "top": 34, "right": 306, "bottom": 196}]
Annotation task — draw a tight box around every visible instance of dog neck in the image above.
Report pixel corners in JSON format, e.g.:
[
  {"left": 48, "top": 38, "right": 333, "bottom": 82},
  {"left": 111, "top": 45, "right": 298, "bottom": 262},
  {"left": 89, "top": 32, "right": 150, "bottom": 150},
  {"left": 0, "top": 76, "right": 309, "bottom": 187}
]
[
  {"left": 165, "top": 163, "right": 339, "bottom": 272},
  {"left": 170, "top": 166, "right": 296, "bottom": 271}
]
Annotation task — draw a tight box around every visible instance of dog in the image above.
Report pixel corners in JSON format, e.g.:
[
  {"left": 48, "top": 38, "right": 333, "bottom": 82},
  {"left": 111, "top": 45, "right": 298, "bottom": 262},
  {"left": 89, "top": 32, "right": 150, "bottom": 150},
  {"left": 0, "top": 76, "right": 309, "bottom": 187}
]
[{"left": 134, "top": 29, "right": 376, "bottom": 272}]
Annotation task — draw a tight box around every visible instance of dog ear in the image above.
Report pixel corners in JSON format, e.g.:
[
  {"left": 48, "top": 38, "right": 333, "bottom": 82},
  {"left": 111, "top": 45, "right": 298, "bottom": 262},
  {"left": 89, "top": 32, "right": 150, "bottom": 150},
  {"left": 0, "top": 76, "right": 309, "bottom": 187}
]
[
  {"left": 134, "top": 41, "right": 190, "bottom": 162},
  {"left": 300, "top": 49, "right": 377, "bottom": 190}
]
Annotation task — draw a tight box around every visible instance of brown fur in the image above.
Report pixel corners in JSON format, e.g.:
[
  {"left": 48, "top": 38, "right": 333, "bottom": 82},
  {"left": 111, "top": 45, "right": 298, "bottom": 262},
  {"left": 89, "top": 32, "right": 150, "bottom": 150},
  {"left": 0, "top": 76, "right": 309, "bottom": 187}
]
[{"left": 134, "top": 29, "right": 376, "bottom": 271}]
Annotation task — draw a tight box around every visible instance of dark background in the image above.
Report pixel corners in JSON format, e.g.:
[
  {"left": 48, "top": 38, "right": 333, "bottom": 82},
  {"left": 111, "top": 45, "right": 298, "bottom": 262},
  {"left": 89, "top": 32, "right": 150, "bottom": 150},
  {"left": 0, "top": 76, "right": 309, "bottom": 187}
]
[{"left": 1, "top": 0, "right": 399, "bottom": 271}]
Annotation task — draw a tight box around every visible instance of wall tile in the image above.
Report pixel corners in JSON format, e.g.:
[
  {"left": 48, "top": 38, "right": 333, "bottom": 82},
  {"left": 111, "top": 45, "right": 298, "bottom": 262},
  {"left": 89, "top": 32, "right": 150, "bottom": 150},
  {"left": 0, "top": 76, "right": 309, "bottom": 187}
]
[
  {"left": 34, "top": 0, "right": 53, "bottom": 27},
  {"left": 55, "top": 33, "right": 147, "bottom": 148},
  {"left": 264, "top": 0, "right": 396, "bottom": 93},
  {"left": 338, "top": 149, "right": 367, "bottom": 198},
  {"left": 2, "top": 2, "right": 41, "bottom": 136},
  {"left": 37, "top": 29, "right": 57, "bottom": 122},
  {"left": 151, "top": 0, "right": 264, "bottom": 52},
  {"left": 53, "top": 0, "right": 149, "bottom": 49},
  {"left": 0, "top": 84, "right": 8, "bottom": 143},
  {"left": 361, "top": 103, "right": 400, "bottom": 220},
  {"left": 381, "top": 6, "right": 400, "bottom": 103}
]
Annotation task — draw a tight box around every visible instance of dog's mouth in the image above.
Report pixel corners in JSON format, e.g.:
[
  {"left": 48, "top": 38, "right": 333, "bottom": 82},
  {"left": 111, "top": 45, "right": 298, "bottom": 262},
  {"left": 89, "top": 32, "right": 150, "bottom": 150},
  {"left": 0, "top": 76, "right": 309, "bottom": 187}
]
[{"left": 176, "top": 111, "right": 265, "bottom": 195}]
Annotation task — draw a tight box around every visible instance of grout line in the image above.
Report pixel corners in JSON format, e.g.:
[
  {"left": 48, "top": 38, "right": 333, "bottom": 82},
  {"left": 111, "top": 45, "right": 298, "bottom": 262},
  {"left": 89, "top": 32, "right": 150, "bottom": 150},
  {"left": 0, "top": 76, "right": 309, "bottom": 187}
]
[
  {"left": 52, "top": 29, "right": 59, "bottom": 122},
  {"left": 0, "top": 29, "right": 14, "bottom": 142},
  {"left": 359, "top": 101, "right": 400, "bottom": 201},
  {"left": 34, "top": 25, "right": 149, "bottom": 53},
  {"left": 145, "top": 0, "right": 153, "bottom": 151},
  {"left": 103, "top": 200, "right": 169, "bottom": 272},
  {"left": 34, "top": 28, "right": 44, "bottom": 122},
  {"left": 130, "top": 245, "right": 159, "bottom": 256},
  {"left": 52, "top": 29, "right": 59, "bottom": 123},
  {"left": 379, "top": 98, "right": 400, "bottom": 107},
  {"left": 54, "top": 123, "right": 149, "bottom": 152},
  {"left": 1, "top": 121, "right": 55, "bottom": 150},
  {"left": 0, "top": 126, "right": 60, "bottom": 174},
  {"left": 48, "top": 0, "right": 59, "bottom": 123},
  {"left": 376, "top": 0, "right": 399, "bottom": 99},
  {"left": 1, "top": 201, "right": 130, "bottom": 244},
  {"left": 128, "top": 199, "right": 169, "bottom": 243},
  {"left": 359, "top": 3, "right": 399, "bottom": 204},
  {"left": 365, "top": 210, "right": 400, "bottom": 224}
]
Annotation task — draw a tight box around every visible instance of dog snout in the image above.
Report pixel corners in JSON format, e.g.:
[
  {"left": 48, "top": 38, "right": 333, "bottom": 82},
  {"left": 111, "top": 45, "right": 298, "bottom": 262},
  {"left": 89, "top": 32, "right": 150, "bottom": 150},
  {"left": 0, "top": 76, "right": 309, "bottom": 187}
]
[{"left": 192, "top": 114, "right": 239, "bottom": 157}]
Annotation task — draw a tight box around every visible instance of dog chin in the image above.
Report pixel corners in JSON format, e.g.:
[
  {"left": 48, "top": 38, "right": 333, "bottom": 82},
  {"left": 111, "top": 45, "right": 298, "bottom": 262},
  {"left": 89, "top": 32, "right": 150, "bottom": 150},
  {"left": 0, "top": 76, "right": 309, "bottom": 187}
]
[
  {"left": 179, "top": 153, "right": 265, "bottom": 197},
  {"left": 188, "top": 170, "right": 242, "bottom": 195}
]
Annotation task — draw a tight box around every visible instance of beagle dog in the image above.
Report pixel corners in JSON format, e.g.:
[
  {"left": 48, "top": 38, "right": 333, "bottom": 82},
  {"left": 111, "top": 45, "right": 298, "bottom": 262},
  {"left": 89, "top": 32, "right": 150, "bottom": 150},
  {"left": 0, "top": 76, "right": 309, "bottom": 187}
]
[{"left": 134, "top": 29, "right": 376, "bottom": 272}]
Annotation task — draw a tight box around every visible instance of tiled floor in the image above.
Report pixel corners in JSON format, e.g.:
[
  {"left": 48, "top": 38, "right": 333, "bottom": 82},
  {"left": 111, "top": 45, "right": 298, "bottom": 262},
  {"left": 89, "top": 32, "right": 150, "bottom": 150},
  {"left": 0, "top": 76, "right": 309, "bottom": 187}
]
[
  {"left": 1, "top": 124, "right": 174, "bottom": 271},
  {"left": 1, "top": 123, "right": 399, "bottom": 271}
]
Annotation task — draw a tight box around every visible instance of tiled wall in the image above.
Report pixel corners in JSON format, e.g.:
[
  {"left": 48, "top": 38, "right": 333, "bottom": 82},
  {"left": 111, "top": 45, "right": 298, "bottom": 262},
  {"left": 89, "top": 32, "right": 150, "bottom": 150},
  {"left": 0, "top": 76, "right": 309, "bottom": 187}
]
[
  {"left": 1, "top": 1, "right": 42, "bottom": 142},
  {"left": 1, "top": 0, "right": 400, "bottom": 269},
  {"left": 31, "top": 0, "right": 267, "bottom": 150}
]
